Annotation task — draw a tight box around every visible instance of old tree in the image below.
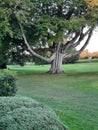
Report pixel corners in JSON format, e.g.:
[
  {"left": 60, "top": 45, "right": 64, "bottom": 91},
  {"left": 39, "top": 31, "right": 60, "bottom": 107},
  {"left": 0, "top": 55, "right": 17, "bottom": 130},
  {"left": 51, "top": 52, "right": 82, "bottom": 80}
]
[{"left": 0, "top": 0, "right": 98, "bottom": 73}]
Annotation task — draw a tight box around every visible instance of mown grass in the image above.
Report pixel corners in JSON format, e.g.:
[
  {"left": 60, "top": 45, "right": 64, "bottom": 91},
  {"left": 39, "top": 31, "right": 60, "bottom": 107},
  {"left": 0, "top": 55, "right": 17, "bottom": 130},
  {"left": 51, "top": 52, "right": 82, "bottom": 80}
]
[{"left": 8, "top": 62, "right": 98, "bottom": 130}]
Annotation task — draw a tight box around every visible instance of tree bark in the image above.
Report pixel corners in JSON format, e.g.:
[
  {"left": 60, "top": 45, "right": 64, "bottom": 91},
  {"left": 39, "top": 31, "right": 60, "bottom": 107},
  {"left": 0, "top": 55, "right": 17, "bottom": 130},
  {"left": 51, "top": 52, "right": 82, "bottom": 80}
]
[
  {"left": 48, "top": 40, "right": 64, "bottom": 74},
  {"left": 49, "top": 53, "right": 64, "bottom": 74}
]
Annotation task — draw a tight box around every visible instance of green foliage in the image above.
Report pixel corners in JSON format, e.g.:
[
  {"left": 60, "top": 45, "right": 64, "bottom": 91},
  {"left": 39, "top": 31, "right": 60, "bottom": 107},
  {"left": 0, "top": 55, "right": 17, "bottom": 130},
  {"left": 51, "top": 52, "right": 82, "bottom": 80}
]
[
  {"left": 0, "top": 0, "right": 33, "bottom": 42},
  {"left": 0, "top": 96, "right": 68, "bottom": 130},
  {"left": 0, "top": 70, "right": 17, "bottom": 96},
  {"left": 69, "top": 17, "right": 86, "bottom": 31},
  {"left": 0, "top": 0, "right": 34, "bottom": 65},
  {"left": 33, "top": 56, "right": 47, "bottom": 65},
  {"left": 0, "top": 39, "right": 9, "bottom": 64},
  {"left": 0, "top": 0, "right": 91, "bottom": 44},
  {"left": 0, "top": 0, "right": 98, "bottom": 66},
  {"left": 32, "top": 50, "right": 48, "bottom": 65},
  {"left": 0, "top": 75, "right": 16, "bottom": 96}
]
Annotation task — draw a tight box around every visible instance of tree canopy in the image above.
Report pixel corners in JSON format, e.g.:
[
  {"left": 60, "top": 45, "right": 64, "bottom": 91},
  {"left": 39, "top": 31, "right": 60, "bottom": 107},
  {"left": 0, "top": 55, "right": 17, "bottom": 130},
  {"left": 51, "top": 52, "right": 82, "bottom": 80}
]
[{"left": 0, "top": 0, "right": 98, "bottom": 73}]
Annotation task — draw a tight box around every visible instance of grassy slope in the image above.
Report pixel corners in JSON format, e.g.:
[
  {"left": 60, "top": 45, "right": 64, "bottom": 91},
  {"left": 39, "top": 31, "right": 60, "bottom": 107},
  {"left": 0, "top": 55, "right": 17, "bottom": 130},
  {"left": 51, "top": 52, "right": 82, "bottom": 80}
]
[{"left": 8, "top": 62, "right": 98, "bottom": 130}]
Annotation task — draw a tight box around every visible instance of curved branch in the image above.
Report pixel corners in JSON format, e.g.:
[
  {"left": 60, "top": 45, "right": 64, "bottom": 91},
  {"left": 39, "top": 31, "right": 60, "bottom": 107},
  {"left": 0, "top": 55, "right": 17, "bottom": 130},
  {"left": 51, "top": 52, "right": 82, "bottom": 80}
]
[
  {"left": 64, "top": 27, "right": 93, "bottom": 54},
  {"left": 19, "top": 23, "right": 55, "bottom": 63},
  {"left": 77, "top": 29, "right": 93, "bottom": 54},
  {"left": 71, "top": 28, "right": 91, "bottom": 48},
  {"left": 64, "top": 28, "right": 93, "bottom": 58},
  {"left": 63, "top": 31, "right": 81, "bottom": 52}
]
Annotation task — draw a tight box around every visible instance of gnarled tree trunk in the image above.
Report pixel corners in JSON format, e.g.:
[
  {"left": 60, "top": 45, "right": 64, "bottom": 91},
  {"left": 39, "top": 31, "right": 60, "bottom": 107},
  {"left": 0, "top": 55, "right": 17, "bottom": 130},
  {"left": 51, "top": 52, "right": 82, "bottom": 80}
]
[
  {"left": 49, "top": 53, "right": 64, "bottom": 74},
  {"left": 48, "top": 40, "right": 64, "bottom": 74}
]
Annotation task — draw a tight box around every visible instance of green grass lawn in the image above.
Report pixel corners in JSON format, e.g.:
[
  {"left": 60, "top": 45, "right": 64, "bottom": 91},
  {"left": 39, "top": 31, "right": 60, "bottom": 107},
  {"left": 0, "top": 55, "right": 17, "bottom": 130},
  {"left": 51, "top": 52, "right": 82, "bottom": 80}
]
[{"left": 8, "top": 62, "right": 98, "bottom": 130}]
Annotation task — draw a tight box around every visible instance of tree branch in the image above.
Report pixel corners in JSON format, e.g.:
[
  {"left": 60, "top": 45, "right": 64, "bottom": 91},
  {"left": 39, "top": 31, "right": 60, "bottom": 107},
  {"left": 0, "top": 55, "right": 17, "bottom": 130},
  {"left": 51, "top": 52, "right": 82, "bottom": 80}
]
[
  {"left": 77, "top": 29, "right": 93, "bottom": 54},
  {"left": 64, "top": 28, "right": 93, "bottom": 58},
  {"left": 63, "top": 31, "right": 81, "bottom": 52},
  {"left": 19, "top": 23, "right": 55, "bottom": 63},
  {"left": 64, "top": 26, "right": 93, "bottom": 54},
  {"left": 65, "top": 8, "right": 74, "bottom": 20}
]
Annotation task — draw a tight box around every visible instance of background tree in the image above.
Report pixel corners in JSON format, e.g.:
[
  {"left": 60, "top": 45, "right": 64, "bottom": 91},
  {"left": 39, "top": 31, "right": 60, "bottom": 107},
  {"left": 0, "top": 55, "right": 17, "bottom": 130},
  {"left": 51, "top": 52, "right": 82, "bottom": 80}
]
[
  {"left": 0, "top": 0, "right": 33, "bottom": 66},
  {"left": 0, "top": 0, "right": 98, "bottom": 73},
  {"left": 79, "top": 49, "right": 90, "bottom": 59}
]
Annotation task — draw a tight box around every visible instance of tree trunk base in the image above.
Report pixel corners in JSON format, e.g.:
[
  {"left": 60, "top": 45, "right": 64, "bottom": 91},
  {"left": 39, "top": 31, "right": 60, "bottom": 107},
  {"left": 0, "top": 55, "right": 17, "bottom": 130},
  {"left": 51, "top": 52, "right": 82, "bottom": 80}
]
[{"left": 46, "top": 70, "right": 64, "bottom": 74}]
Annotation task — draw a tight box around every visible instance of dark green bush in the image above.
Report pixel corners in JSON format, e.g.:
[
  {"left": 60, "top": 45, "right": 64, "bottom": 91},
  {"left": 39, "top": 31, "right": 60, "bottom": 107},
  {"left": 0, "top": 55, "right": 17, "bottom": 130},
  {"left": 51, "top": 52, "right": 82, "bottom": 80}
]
[
  {"left": 0, "top": 96, "right": 68, "bottom": 130},
  {"left": 0, "top": 75, "right": 17, "bottom": 96},
  {"left": 63, "top": 54, "right": 79, "bottom": 64}
]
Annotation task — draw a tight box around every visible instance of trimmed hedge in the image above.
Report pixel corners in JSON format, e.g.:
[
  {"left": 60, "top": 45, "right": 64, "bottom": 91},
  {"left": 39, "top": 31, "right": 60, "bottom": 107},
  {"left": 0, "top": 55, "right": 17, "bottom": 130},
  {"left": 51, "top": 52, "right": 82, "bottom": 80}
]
[{"left": 0, "top": 96, "right": 68, "bottom": 130}]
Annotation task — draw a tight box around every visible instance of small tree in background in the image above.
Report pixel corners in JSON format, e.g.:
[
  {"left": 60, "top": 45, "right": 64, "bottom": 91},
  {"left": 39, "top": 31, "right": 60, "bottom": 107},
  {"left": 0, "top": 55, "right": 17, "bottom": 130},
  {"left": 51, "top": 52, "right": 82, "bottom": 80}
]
[{"left": 79, "top": 50, "right": 90, "bottom": 59}]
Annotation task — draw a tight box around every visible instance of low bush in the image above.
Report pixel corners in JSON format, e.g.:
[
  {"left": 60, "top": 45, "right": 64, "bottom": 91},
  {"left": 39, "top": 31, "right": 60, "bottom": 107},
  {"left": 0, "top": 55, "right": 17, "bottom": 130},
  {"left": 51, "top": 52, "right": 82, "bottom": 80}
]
[
  {"left": 63, "top": 54, "right": 79, "bottom": 64},
  {"left": 0, "top": 70, "right": 17, "bottom": 96},
  {"left": 0, "top": 96, "right": 68, "bottom": 130}
]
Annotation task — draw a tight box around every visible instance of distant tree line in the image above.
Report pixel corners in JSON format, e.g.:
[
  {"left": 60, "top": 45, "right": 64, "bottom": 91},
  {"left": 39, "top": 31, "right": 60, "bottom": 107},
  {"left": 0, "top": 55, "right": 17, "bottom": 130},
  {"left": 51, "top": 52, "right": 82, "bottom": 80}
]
[{"left": 80, "top": 49, "right": 98, "bottom": 59}]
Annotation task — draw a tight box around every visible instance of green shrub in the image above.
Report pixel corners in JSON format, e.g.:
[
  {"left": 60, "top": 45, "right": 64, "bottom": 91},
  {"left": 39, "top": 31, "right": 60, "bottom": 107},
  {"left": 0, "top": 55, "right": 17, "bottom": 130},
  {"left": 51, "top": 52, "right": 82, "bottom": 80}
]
[
  {"left": 0, "top": 75, "right": 17, "bottom": 96},
  {"left": 0, "top": 96, "right": 68, "bottom": 130},
  {"left": 63, "top": 54, "right": 79, "bottom": 64},
  {"left": 0, "top": 70, "right": 17, "bottom": 96}
]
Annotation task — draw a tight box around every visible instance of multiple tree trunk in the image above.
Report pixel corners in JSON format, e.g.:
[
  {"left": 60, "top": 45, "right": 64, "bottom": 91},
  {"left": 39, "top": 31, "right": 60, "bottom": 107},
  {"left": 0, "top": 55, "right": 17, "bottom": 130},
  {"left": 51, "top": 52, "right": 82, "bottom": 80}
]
[{"left": 49, "top": 53, "right": 64, "bottom": 74}]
